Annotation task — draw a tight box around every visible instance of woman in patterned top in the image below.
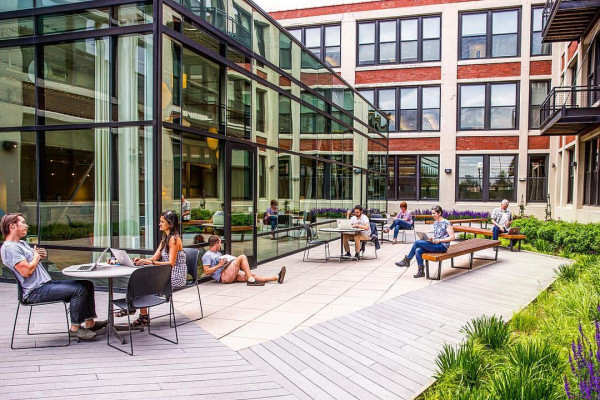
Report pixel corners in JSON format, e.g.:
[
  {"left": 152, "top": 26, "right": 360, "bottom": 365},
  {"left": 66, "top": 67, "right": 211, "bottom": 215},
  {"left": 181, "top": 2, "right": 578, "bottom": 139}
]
[
  {"left": 395, "top": 205, "right": 455, "bottom": 278},
  {"left": 121, "top": 210, "right": 187, "bottom": 326}
]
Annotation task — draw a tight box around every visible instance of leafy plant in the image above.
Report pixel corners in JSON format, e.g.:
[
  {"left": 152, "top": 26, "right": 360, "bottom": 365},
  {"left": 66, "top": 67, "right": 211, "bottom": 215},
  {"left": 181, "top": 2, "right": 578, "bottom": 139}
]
[
  {"left": 461, "top": 315, "right": 511, "bottom": 350},
  {"left": 191, "top": 208, "right": 213, "bottom": 220},
  {"left": 555, "top": 263, "right": 578, "bottom": 282},
  {"left": 510, "top": 310, "right": 538, "bottom": 334},
  {"left": 506, "top": 339, "right": 563, "bottom": 372},
  {"left": 489, "top": 366, "right": 561, "bottom": 400},
  {"left": 434, "top": 341, "right": 488, "bottom": 387},
  {"left": 565, "top": 319, "right": 600, "bottom": 399}
]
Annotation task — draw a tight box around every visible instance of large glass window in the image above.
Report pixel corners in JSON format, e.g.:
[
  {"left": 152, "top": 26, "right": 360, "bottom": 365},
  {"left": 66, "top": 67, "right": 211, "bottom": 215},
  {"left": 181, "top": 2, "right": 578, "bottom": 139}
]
[
  {"left": 457, "top": 155, "right": 517, "bottom": 201},
  {"left": 529, "top": 81, "right": 549, "bottom": 129},
  {"left": 278, "top": 93, "right": 292, "bottom": 134},
  {"left": 531, "top": 7, "right": 551, "bottom": 56},
  {"left": 358, "top": 15, "right": 441, "bottom": 66},
  {"left": 568, "top": 149, "right": 575, "bottom": 204},
  {"left": 0, "top": 46, "right": 35, "bottom": 128},
  {"left": 360, "top": 86, "right": 440, "bottom": 132},
  {"left": 0, "top": 17, "right": 34, "bottom": 41},
  {"left": 287, "top": 24, "right": 341, "bottom": 67},
  {"left": 584, "top": 138, "right": 600, "bottom": 206},
  {"left": 279, "top": 32, "right": 292, "bottom": 70},
  {"left": 387, "top": 155, "right": 439, "bottom": 200},
  {"left": 227, "top": 68, "right": 251, "bottom": 138},
  {"left": 459, "top": 82, "right": 518, "bottom": 130},
  {"left": 39, "top": 8, "right": 109, "bottom": 35},
  {"left": 527, "top": 154, "right": 548, "bottom": 202},
  {"left": 182, "top": 47, "right": 220, "bottom": 131},
  {"left": 461, "top": 9, "right": 519, "bottom": 60},
  {"left": 116, "top": 34, "right": 153, "bottom": 122}
]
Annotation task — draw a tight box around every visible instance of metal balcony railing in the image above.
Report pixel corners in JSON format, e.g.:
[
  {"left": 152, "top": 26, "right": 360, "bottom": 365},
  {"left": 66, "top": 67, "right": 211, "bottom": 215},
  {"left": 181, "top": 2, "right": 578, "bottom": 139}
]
[{"left": 540, "top": 85, "right": 600, "bottom": 126}]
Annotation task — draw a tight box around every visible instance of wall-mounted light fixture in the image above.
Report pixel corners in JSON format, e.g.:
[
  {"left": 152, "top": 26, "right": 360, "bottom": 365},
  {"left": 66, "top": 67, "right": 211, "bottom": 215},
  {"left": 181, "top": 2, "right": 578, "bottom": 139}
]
[
  {"left": 269, "top": 164, "right": 275, "bottom": 170},
  {"left": 519, "top": 177, "right": 526, "bottom": 182},
  {"left": 2, "top": 141, "right": 17, "bottom": 151},
  {"left": 444, "top": 168, "right": 452, "bottom": 174},
  {"left": 353, "top": 168, "right": 362, "bottom": 174},
  {"left": 551, "top": 162, "right": 556, "bottom": 168},
  {"left": 570, "top": 161, "right": 578, "bottom": 168}
]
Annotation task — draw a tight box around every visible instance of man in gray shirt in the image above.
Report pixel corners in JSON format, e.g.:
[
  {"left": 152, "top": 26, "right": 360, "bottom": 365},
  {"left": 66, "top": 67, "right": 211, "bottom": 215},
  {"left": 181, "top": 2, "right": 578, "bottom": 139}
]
[{"left": 1, "top": 213, "right": 107, "bottom": 341}]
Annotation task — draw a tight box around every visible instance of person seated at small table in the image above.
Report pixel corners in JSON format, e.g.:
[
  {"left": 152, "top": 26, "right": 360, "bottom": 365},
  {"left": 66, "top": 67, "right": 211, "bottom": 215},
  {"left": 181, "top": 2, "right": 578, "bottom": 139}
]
[
  {"left": 0, "top": 213, "right": 107, "bottom": 341},
  {"left": 202, "top": 235, "right": 285, "bottom": 286},
  {"left": 384, "top": 201, "right": 414, "bottom": 244},
  {"left": 123, "top": 210, "right": 187, "bottom": 327},
  {"left": 342, "top": 205, "right": 371, "bottom": 260},
  {"left": 491, "top": 199, "right": 513, "bottom": 241},
  {"left": 264, "top": 199, "right": 279, "bottom": 240},
  {"left": 395, "top": 205, "right": 455, "bottom": 278}
]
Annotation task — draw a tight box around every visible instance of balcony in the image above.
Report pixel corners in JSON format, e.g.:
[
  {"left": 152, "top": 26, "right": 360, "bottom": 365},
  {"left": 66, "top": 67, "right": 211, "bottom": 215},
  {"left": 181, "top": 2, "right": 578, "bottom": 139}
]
[
  {"left": 542, "top": 0, "right": 600, "bottom": 42},
  {"left": 540, "top": 85, "right": 600, "bottom": 135}
]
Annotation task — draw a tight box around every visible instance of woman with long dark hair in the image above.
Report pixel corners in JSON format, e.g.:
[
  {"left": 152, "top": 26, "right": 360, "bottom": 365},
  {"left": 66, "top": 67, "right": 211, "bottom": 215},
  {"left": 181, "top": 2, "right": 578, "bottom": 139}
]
[{"left": 118, "top": 210, "right": 187, "bottom": 326}]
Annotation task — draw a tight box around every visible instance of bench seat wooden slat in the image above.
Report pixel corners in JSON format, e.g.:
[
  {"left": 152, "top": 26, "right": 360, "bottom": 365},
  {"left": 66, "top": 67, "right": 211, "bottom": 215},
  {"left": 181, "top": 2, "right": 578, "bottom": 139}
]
[
  {"left": 425, "top": 218, "right": 488, "bottom": 225},
  {"left": 422, "top": 238, "right": 500, "bottom": 262}
]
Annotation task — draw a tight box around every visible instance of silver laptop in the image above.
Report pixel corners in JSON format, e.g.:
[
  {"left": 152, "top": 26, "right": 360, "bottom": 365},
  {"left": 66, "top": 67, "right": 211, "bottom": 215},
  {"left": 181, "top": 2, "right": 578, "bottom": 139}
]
[
  {"left": 507, "top": 227, "right": 521, "bottom": 235},
  {"left": 75, "top": 247, "right": 110, "bottom": 271},
  {"left": 336, "top": 219, "right": 353, "bottom": 229},
  {"left": 416, "top": 231, "right": 430, "bottom": 241},
  {"left": 110, "top": 248, "right": 137, "bottom": 268}
]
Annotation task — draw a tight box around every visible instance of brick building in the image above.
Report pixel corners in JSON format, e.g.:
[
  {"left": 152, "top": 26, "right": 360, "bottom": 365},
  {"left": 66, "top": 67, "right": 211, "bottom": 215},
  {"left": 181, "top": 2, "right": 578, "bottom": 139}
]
[{"left": 267, "top": 0, "right": 556, "bottom": 218}]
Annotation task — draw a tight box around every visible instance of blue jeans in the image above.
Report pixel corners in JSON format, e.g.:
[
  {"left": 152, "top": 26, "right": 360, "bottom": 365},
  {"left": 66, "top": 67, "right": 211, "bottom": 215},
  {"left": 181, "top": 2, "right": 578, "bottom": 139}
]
[
  {"left": 25, "top": 280, "right": 97, "bottom": 325},
  {"left": 492, "top": 226, "right": 507, "bottom": 240},
  {"left": 388, "top": 219, "right": 413, "bottom": 239},
  {"left": 267, "top": 215, "right": 278, "bottom": 231},
  {"left": 407, "top": 240, "right": 447, "bottom": 267}
]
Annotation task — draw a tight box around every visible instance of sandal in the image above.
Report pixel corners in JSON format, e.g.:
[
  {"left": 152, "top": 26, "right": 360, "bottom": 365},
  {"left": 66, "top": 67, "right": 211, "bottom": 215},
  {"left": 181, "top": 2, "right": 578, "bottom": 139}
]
[
  {"left": 130, "top": 314, "right": 149, "bottom": 327},
  {"left": 114, "top": 307, "right": 136, "bottom": 318}
]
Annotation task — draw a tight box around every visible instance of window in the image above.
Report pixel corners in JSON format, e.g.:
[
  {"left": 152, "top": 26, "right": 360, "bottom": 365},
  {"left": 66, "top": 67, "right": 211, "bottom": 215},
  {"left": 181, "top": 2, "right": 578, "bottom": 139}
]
[
  {"left": 357, "top": 15, "right": 441, "bottom": 66},
  {"left": 457, "top": 155, "right": 517, "bottom": 201},
  {"left": 387, "top": 155, "right": 439, "bottom": 200},
  {"left": 584, "top": 137, "right": 599, "bottom": 206},
  {"left": 460, "top": 9, "right": 519, "bottom": 60},
  {"left": 531, "top": 7, "right": 551, "bottom": 56},
  {"left": 530, "top": 81, "right": 549, "bottom": 129},
  {"left": 287, "top": 25, "right": 341, "bottom": 67},
  {"left": 359, "top": 86, "right": 440, "bottom": 132},
  {"left": 279, "top": 32, "right": 292, "bottom": 70},
  {"left": 527, "top": 154, "right": 548, "bottom": 202},
  {"left": 588, "top": 39, "right": 600, "bottom": 105},
  {"left": 459, "top": 82, "right": 518, "bottom": 130},
  {"left": 278, "top": 93, "right": 291, "bottom": 134},
  {"left": 259, "top": 155, "right": 266, "bottom": 198},
  {"left": 256, "top": 89, "right": 266, "bottom": 132},
  {"left": 568, "top": 149, "right": 575, "bottom": 204}
]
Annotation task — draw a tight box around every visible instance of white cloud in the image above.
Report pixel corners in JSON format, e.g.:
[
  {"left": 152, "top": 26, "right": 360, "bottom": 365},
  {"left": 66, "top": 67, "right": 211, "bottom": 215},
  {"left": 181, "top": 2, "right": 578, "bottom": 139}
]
[{"left": 253, "top": 0, "right": 379, "bottom": 13}]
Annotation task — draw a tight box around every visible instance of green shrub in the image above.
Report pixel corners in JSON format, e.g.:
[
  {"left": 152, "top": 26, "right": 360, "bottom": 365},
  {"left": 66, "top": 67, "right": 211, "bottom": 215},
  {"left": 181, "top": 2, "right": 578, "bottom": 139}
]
[
  {"left": 506, "top": 339, "right": 563, "bottom": 372},
  {"left": 554, "top": 263, "right": 578, "bottom": 281},
  {"left": 509, "top": 310, "right": 538, "bottom": 334},
  {"left": 191, "top": 208, "right": 213, "bottom": 220},
  {"left": 231, "top": 213, "right": 252, "bottom": 226},
  {"left": 435, "top": 386, "right": 491, "bottom": 400},
  {"left": 462, "top": 315, "right": 511, "bottom": 350},
  {"left": 434, "top": 341, "right": 488, "bottom": 388},
  {"left": 487, "top": 367, "right": 561, "bottom": 400}
]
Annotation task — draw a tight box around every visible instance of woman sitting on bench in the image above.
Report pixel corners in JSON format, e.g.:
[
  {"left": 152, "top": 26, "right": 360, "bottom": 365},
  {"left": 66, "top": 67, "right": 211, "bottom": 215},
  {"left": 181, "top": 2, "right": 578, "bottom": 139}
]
[{"left": 395, "top": 205, "right": 455, "bottom": 278}]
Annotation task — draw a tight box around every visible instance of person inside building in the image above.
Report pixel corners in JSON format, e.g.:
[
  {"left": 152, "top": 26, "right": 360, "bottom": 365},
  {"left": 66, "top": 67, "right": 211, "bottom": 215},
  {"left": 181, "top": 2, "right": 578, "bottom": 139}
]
[
  {"left": 181, "top": 195, "right": 191, "bottom": 221},
  {"left": 491, "top": 199, "right": 513, "bottom": 241},
  {"left": 383, "top": 201, "right": 414, "bottom": 244},
  {"left": 0, "top": 213, "right": 108, "bottom": 341},
  {"left": 264, "top": 199, "right": 279, "bottom": 239},
  {"left": 122, "top": 210, "right": 187, "bottom": 327},
  {"left": 395, "top": 205, "right": 455, "bottom": 278},
  {"left": 202, "top": 235, "right": 285, "bottom": 286},
  {"left": 342, "top": 205, "right": 371, "bottom": 260}
]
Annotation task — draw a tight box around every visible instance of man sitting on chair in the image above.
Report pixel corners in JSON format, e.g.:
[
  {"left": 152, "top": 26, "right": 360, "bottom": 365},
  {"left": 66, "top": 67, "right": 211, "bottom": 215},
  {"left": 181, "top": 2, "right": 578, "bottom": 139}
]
[
  {"left": 342, "top": 205, "right": 371, "bottom": 260},
  {"left": 0, "top": 213, "right": 107, "bottom": 341}
]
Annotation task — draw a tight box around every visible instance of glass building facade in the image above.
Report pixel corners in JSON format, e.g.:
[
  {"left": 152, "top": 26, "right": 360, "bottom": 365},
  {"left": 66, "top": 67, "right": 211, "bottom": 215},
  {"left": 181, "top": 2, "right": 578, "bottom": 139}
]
[{"left": 0, "top": 0, "right": 388, "bottom": 274}]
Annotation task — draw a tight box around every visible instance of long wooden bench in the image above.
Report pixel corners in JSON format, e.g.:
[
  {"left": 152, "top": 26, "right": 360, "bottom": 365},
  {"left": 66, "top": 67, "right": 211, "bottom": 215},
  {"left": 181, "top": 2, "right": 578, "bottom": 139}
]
[
  {"left": 425, "top": 218, "right": 488, "bottom": 227},
  {"left": 452, "top": 225, "right": 526, "bottom": 252},
  {"left": 422, "top": 238, "right": 500, "bottom": 280}
]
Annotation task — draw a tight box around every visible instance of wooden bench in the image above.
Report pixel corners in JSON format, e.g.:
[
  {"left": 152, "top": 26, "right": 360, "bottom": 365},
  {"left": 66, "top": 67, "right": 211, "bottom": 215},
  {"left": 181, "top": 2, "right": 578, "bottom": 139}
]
[
  {"left": 425, "top": 218, "right": 488, "bottom": 227},
  {"left": 422, "top": 238, "right": 500, "bottom": 280},
  {"left": 452, "top": 225, "right": 526, "bottom": 252}
]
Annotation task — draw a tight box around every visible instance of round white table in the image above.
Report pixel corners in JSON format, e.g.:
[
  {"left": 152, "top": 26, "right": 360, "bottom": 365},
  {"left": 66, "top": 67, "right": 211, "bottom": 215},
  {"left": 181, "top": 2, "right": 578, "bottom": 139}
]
[
  {"left": 319, "top": 227, "right": 365, "bottom": 262},
  {"left": 62, "top": 265, "right": 139, "bottom": 344}
]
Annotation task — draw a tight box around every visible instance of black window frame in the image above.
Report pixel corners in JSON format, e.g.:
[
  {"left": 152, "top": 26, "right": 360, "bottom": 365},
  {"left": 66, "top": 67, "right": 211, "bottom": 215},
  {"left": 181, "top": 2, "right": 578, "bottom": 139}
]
[
  {"left": 588, "top": 38, "right": 600, "bottom": 105},
  {"left": 567, "top": 148, "right": 575, "bottom": 204},
  {"left": 456, "top": 154, "right": 518, "bottom": 202},
  {"left": 459, "top": 8, "right": 521, "bottom": 60},
  {"left": 458, "top": 81, "right": 519, "bottom": 131},
  {"left": 356, "top": 15, "right": 441, "bottom": 67},
  {"left": 359, "top": 85, "right": 441, "bottom": 133},
  {"left": 531, "top": 7, "right": 551, "bottom": 56},
  {"left": 529, "top": 80, "right": 550, "bottom": 129},
  {"left": 584, "top": 137, "right": 600, "bottom": 206},
  {"left": 287, "top": 24, "right": 341, "bottom": 68},
  {"left": 527, "top": 154, "right": 548, "bottom": 202},
  {"left": 387, "top": 154, "right": 440, "bottom": 200}
]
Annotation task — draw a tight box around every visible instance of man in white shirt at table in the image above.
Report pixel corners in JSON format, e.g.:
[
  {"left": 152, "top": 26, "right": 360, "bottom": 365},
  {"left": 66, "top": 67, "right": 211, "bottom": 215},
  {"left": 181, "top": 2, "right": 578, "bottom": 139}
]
[{"left": 342, "top": 205, "right": 371, "bottom": 260}]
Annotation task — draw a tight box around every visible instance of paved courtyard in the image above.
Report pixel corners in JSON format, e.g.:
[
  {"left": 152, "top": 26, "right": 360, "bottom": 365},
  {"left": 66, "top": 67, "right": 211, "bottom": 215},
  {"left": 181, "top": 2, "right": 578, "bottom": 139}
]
[{"left": 0, "top": 234, "right": 567, "bottom": 399}]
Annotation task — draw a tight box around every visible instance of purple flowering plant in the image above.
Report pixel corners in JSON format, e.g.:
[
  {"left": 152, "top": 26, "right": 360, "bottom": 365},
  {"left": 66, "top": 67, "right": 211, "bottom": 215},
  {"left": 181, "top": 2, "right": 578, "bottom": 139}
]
[
  {"left": 565, "top": 310, "right": 600, "bottom": 399},
  {"left": 413, "top": 209, "right": 490, "bottom": 220}
]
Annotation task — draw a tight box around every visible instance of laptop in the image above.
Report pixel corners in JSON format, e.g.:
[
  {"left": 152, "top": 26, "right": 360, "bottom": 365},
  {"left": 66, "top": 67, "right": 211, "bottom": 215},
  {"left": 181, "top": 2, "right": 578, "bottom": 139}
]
[
  {"left": 74, "top": 247, "right": 110, "bottom": 271},
  {"left": 336, "top": 219, "right": 354, "bottom": 230},
  {"left": 110, "top": 248, "right": 137, "bottom": 268},
  {"left": 416, "top": 231, "right": 430, "bottom": 241},
  {"left": 507, "top": 227, "right": 521, "bottom": 235}
]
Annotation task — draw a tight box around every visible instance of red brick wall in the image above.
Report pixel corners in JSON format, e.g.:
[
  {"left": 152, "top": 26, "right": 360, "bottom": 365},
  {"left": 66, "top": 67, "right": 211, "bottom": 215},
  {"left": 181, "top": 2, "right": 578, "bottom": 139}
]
[
  {"left": 565, "top": 135, "right": 577, "bottom": 145},
  {"left": 278, "top": 139, "right": 292, "bottom": 150},
  {"left": 568, "top": 41, "right": 578, "bottom": 61},
  {"left": 456, "top": 136, "right": 519, "bottom": 151},
  {"left": 299, "top": 139, "right": 354, "bottom": 152},
  {"left": 270, "top": 0, "right": 473, "bottom": 19},
  {"left": 356, "top": 67, "right": 441, "bottom": 84},
  {"left": 389, "top": 137, "right": 439, "bottom": 151},
  {"left": 528, "top": 136, "right": 550, "bottom": 150},
  {"left": 530, "top": 60, "right": 552, "bottom": 76},
  {"left": 457, "top": 63, "right": 520, "bottom": 79}
]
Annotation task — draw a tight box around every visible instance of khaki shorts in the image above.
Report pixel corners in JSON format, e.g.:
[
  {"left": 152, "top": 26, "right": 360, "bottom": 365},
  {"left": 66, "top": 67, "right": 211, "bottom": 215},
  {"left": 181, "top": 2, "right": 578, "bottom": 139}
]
[{"left": 220, "top": 257, "right": 243, "bottom": 283}]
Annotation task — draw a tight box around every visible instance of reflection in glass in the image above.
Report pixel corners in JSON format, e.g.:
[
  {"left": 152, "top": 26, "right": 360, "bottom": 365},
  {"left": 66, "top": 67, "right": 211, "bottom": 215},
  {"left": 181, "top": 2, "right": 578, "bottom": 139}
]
[
  {"left": 116, "top": 3, "right": 153, "bottom": 26},
  {"left": 530, "top": 81, "right": 549, "bottom": 129},
  {"left": 182, "top": 47, "right": 220, "bottom": 131},
  {"left": 489, "top": 155, "right": 516, "bottom": 201},
  {"left": 0, "top": 1, "right": 33, "bottom": 12},
  {"left": 227, "top": 68, "right": 251, "bottom": 138},
  {"left": 379, "top": 21, "right": 396, "bottom": 64},
  {"left": 41, "top": 38, "right": 110, "bottom": 125},
  {"left": 40, "top": 9, "right": 109, "bottom": 35},
  {"left": 528, "top": 155, "right": 547, "bottom": 202},
  {"left": 492, "top": 10, "right": 518, "bottom": 57},
  {"left": 162, "top": 36, "right": 181, "bottom": 124},
  {"left": 0, "top": 17, "right": 34, "bottom": 40},
  {"left": 399, "top": 88, "right": 417, "bottom": 131},
  {"left": 458, "top": 156, "right": 483, "bottom": 200},
  {"left": 462, "top": 13, "right": 487, "bottom": 59},
  {"left": 358, "top": 23, "right": 375, "bottom": 65},
  {"left": 422, "top": 86, "right": 440, "bottom": 131},
  {"left": 0, "top": 46, "right": 35, "bottom": 128},
  {"left": 460, "top": 85, "right": 485, "bottom": 130},
  {"left": 279, "top": 94, "right": 292, "bottom": 134},
  {"left": 279, "top": 32, "right": 292, "bottom": 70},
  {"left": 490, "top": 83, "right": 516, "bottom": 129},
  {"left": 532, "top": 8, "right": 551, "bottom": 56},
  {"left": 185, "top": 0, "right": 227, "bottom": 32},
  {"left": 116, "top": 34, "right": 153, "bottom": 122},
  {"left": 420, "top": 156, "right": 439, "bottom": 199}
]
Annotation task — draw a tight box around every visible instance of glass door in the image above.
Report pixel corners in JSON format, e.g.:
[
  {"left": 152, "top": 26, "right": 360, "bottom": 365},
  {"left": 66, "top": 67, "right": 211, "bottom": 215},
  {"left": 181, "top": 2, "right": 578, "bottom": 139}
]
[{"left": 226, "top": 143, "right": 256, "bottom": 266}]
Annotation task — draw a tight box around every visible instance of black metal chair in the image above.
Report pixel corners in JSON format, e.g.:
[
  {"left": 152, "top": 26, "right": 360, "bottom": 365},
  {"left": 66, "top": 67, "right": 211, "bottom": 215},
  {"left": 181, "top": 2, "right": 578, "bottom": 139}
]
[
  {"left": 173, "top": 248, "right": 204, "bottom": 327},
  {"left": 11, "top": 276, "right": 71, "bottom": 349},
  {"left": 108, "top": 265, "right": 177, "bottom": 356},
  {"left": 302, "top": 223, "right": 330, "bottom": 262},
  {"left": 360, "top": 222, "right": 379, "bottom": 259}
]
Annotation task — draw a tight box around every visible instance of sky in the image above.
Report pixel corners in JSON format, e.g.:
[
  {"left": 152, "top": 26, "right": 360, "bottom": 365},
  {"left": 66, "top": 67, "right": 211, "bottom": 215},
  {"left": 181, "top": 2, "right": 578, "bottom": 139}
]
[{"left": 252, "top": 0, "right": 378, "bottom": 12}]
